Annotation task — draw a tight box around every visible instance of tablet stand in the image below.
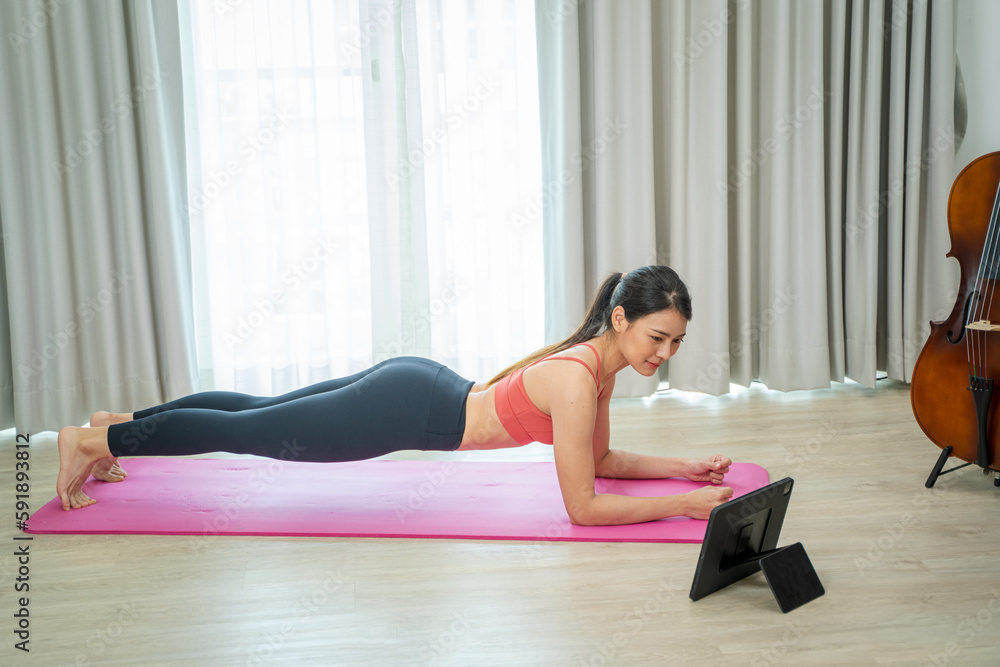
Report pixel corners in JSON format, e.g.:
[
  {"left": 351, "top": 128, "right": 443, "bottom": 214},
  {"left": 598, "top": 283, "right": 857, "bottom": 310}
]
[{"left": 721, "top": 542, "right": 824, "bottom": 613}]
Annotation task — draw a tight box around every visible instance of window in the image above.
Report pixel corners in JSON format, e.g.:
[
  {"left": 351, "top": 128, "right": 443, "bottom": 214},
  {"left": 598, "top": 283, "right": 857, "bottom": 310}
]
[{"left": 180, "top": 0, "right": 542, "bottom": 394}]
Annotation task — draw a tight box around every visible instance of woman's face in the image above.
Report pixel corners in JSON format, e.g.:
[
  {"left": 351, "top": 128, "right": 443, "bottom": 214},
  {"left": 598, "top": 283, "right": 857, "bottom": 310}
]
[{"left": 613, "top": 307, "right": 688, "bottom": 375}]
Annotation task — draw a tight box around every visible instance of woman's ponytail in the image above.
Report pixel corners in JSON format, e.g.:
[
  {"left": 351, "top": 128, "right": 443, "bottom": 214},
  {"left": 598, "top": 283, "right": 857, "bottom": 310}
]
[
  {"left": 486, "top": 272, "right": 638, "bottom": 386},
  {"left": 487, "top": 265, "right": 691, "bottom": 386}
]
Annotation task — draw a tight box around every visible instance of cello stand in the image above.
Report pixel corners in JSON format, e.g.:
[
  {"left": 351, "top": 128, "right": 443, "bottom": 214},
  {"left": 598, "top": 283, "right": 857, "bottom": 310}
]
[
  {"left": 925, "top": 447, "right": 972, "bottom": 488},
  {"left": 925, "top": 446, "right": 1000, "bottom": 488}
]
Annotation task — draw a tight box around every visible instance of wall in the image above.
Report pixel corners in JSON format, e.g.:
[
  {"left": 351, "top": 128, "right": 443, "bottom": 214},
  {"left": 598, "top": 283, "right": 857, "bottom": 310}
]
[{"left": 954, "top": 0, "right": 1000, "bottom": 173}]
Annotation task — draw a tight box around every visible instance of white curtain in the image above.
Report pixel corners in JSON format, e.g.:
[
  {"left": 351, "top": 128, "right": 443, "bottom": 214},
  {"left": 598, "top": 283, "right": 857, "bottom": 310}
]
[
  {"left": 180, "top": 0, "right": 543, "bottom": 394},
  {"left": 537, "top": 0, "right": 957, "bottom": 396}
]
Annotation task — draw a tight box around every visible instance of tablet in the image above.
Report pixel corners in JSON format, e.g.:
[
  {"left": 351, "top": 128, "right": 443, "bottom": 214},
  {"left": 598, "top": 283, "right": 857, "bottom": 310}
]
[{"left": 689, "top": 477, "right": 795, "bottom": 602}]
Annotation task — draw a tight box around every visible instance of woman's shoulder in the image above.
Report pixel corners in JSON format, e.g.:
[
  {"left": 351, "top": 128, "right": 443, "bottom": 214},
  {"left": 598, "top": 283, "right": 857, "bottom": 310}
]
[
  {"left": 529, "top": 343, "right": 601, "bottom": 386},
  {"left": 557, "top": 342, "right": 613, "bottom": 399},
  {"left": 550, "top": 341, "right": 601, "bottom": 362}
]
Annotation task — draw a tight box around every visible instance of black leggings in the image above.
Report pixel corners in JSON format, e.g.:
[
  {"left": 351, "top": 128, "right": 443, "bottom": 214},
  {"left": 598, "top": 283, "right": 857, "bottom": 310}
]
[{"left": 106, "top": 357, "right": 475, "bottom": 462}]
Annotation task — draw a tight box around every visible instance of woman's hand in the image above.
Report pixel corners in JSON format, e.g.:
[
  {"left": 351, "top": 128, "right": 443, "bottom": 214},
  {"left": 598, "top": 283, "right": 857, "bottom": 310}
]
[
  {"left": 683, "top": 454, "right": 732, "bottom": 484},
  {"left": 682, "top": 485, "right": 734, "bottom": 519}
]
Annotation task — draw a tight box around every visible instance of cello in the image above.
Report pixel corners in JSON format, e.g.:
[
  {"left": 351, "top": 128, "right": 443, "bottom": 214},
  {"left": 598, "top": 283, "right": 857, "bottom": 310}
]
[{"left": 911, "top": 151, "right": 1000, "bottom": 488}]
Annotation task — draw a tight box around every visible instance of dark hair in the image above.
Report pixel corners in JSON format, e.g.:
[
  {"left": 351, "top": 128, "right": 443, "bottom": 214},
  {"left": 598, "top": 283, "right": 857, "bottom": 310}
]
[{"left": 487, "top": 265, "right": 691, "bottom": 386}]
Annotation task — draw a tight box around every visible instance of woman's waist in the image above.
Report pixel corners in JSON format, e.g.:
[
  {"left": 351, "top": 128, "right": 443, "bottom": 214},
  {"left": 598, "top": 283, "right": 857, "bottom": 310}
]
[{"left": 458, "top": 385, "right": 524, "bottom": 450}]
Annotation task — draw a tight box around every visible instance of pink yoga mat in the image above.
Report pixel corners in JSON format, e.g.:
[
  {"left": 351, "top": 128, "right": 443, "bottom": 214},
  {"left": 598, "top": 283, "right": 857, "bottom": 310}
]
[{"left": 27, "top": 459, "right": 768, "bottom": 542}]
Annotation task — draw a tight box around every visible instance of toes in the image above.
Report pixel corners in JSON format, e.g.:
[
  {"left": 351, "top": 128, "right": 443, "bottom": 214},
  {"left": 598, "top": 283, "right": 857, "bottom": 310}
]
[
  {"left": 111, "top": 458, "right": 128, "bottom": 479},
  {"left": 90, "top": 457, "right": 128, "bottom": 483},
  {"left": 61, "top": 489, "right": 95, "bottom": 511},
  {"left": 70, "top": 490, "right": 95, "bottom": 509}
]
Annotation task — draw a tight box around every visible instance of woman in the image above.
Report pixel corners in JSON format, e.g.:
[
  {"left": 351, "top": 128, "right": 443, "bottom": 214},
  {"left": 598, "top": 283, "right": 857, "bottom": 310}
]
[{"left": 57, "top": 265, "right": 734, "bottom": 525}]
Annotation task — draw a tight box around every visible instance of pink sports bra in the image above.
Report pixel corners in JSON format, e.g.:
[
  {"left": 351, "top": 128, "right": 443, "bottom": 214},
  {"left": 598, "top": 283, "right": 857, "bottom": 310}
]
[{"left": 494, "top": 343, "right": 603, "bottom": 445}]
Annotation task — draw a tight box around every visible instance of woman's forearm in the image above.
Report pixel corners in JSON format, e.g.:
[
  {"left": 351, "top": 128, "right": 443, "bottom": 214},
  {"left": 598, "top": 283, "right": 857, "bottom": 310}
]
[
  {"left": 595, "top": 449, "right": 691, "bottom": 479},
  {"left": 568, "top": 491, "right": 691, "bottom": 526},
  {"left": 567, "top": 485, "right": 733, "bottom": 525}
]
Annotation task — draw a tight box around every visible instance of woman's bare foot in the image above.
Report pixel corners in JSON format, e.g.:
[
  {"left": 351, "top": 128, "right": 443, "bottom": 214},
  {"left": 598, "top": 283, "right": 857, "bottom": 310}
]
[
  {"left": 89, "top": 411, "right": 134, "bottom": 428},
  {"left": 57, "top": 426, "right": 113, "bottom": 510},
  {"left": 91, "top": 456, "right": 127, "bottom": 482}
]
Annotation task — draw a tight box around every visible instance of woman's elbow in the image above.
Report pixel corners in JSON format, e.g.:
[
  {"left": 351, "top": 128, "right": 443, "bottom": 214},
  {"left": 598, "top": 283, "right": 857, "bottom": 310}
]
[{"left": 566, "top": 497, "right": 602, "bottom": 526}]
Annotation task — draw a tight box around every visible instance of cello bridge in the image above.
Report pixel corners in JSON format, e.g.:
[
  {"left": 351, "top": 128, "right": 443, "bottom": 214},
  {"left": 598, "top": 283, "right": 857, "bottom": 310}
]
[{"left": 966, "top": 320, "right": 1000, "bottom": 332}]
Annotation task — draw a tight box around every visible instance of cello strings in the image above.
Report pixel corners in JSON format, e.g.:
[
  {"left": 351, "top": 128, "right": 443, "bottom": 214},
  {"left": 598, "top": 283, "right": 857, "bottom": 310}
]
[
  {"left": 972, "top": 225, "right": 992, "bottom": 378},
  {"left": 982, "top": 178, "right": 1000, "bottom": 374},
  {"left": 966, "top": 181, "right": 999, "bottom": 377},
  {"left": 972, "top": 177, "right": 1000, "bottom": 378},
  {"left": 966, "top": 198, "right": 990, "bottom": 377}
]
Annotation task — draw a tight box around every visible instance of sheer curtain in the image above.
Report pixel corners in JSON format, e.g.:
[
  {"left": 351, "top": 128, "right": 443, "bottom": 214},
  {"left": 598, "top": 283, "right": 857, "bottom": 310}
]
[
  {"left": 179, "top": 0, "right": 542, "bottom": 395},
  {"left": 537, "top": 0, "right": 957, "bottom": 397}
]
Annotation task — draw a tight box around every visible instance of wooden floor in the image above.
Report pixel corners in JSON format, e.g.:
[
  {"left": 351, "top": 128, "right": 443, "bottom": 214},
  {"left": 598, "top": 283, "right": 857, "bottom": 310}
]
[{"left": 4, "top": 379, "right": 1000, "bottom": 666}]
